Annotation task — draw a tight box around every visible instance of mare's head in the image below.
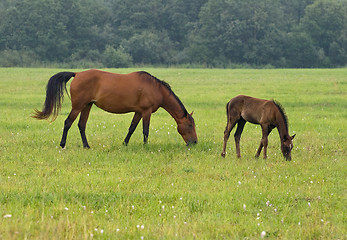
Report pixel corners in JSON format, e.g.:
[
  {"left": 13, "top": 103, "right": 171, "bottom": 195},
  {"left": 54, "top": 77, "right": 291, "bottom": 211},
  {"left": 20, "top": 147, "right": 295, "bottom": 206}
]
[
  {"left": 281, "top": 134, "right": 296, "bottom": 160},
  {"left": 177, "top": 112, "right": 197, "bottom": 146}
]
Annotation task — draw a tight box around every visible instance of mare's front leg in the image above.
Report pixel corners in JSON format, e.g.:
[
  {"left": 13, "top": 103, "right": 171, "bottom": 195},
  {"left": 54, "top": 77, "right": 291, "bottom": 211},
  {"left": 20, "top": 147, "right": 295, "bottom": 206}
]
[
  {"left": 60, "top": 109, "right": 80, "bottom": 148},
  {"left": 123, "top": 112, "right": 142, "bottom": 145},
  {"left": 142, "top": 110, "right": 152, "bottom": 144},
  {"left": 78, "top": 103, "right": 93, "bottom": 149}
]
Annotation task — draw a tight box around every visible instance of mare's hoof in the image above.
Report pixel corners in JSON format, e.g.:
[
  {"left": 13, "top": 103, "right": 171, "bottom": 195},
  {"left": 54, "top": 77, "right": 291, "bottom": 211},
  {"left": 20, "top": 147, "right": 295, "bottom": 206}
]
[{"left": 221, "top": 152, "right": 226, "bottom": 158}]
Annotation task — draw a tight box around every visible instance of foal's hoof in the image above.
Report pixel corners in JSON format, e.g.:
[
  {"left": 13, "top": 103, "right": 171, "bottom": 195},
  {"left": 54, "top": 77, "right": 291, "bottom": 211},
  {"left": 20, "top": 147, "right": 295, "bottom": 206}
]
[{"left": 221, "top": 152, "right": 226, "bottom": 158}]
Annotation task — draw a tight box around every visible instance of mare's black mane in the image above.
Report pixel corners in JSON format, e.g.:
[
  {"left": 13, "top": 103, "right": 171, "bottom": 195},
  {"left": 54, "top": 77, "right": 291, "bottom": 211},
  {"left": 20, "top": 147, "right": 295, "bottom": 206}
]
[{"left": 138, "top": 71, "right": 188, "bottom": 117}]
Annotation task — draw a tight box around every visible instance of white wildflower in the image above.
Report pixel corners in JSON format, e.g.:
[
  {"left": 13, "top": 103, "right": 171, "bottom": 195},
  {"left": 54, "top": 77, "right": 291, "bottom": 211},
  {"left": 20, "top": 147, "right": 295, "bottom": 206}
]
[{"left": 261, "top": 231, "right": 266, "bottom": 238}]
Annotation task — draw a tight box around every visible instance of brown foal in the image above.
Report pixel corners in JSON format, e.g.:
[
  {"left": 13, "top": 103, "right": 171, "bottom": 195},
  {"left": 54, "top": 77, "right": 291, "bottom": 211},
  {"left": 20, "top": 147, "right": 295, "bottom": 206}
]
[{"left": 221, "top": 95, "right": 295, "bottom": 160}]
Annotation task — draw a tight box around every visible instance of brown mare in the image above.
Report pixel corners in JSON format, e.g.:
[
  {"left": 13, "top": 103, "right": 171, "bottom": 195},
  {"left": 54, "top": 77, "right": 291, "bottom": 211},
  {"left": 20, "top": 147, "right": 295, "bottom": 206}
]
[
  {"left": 33, "top": 69, "right": 197, "bottom": 148},
  {"left": 221, "top": 95, "right": 295, "bottom": 160}
]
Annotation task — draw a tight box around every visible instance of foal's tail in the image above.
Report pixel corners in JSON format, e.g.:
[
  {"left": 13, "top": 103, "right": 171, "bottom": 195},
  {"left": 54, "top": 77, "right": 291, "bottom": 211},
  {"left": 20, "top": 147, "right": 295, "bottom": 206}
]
[
  {"left": 32, "top": 72, "right": 75, "bottom": 121},
  {"left": 225, "top": 101, "right": 230, "bottom": 122}
]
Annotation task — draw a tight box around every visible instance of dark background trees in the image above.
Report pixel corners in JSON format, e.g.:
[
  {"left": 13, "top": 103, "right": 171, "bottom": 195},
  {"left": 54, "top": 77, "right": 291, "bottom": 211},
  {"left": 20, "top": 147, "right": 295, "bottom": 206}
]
[{"left": 0, "top": 0, "right": 346, "bottom": 68}]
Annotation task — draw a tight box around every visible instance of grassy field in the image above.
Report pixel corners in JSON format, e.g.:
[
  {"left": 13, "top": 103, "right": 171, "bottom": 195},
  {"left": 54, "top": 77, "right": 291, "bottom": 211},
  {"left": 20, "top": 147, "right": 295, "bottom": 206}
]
[{"left": 0, "top": 68, "right": 346, "bottom": 239}]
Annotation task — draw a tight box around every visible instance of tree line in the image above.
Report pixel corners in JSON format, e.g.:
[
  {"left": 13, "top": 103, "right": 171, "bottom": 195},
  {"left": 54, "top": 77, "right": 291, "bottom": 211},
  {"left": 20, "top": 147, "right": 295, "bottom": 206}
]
[{"left": 0, "top": 0, "right": 346, "bottom": 68}]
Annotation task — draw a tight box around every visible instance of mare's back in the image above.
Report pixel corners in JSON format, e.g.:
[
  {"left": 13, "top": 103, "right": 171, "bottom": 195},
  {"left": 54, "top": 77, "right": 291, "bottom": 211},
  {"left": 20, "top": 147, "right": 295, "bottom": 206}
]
[
  {"left": 71, "top": 70, "right": 163, "bottom": 113},
  {"left": 72, "top": 70, "right": 160, "bottom": 96}
]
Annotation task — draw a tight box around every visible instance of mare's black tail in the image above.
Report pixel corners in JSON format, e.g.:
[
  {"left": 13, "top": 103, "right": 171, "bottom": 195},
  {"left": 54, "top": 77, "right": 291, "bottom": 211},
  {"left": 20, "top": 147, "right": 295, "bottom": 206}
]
[{"left": 32, "top": 72, "right": 75, "bottom": 121}]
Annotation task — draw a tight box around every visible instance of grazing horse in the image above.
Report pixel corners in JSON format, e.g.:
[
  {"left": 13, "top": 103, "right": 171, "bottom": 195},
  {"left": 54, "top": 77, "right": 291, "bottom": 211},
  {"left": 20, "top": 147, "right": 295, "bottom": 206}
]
[
  {"left": 221, "top": 95, "right": 295, "bottom": 160},
  {"left": 33, "top": 69, "right": 197, "bottom": 148}
]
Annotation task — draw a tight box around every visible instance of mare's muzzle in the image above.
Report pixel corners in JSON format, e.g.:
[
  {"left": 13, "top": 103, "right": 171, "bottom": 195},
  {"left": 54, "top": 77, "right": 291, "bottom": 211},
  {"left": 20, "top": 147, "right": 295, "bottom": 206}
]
[{"left": 186, "top": 140, "right": 197, "bottom": 146}]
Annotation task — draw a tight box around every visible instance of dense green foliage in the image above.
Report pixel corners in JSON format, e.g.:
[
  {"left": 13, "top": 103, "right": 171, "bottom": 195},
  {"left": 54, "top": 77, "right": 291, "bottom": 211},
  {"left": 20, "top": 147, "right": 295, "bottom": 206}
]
[
  {"left": 1, "top": 0, "right": 346, "bottom": 68},
  {"left": 0, "top": 68, "right": 346, "bottom": 238}
]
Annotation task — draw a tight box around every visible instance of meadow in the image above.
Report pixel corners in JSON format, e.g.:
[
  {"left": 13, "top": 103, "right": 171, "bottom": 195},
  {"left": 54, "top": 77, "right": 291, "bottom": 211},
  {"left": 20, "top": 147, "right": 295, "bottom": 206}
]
[{"left": 0, "top": 68, "right": 346, "bottom": 239}]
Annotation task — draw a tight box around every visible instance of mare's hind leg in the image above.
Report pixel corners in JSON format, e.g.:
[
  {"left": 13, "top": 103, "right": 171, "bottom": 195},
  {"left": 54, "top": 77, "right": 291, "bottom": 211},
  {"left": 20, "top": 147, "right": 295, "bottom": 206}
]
[
  {"left": 234, "top": 118, "right": 246, "bottom": 158},
  {"left": 221, "top": 117, "right": 238, "bottom": 157},
  {"left": 78, "top": 103, "right": 93, "bottom": 149},
  {"left": 60, "top": 109, "right": 80, "bottom": 148},
  {"left": 123, "top": 112, "right": 142, "bottom": 146}
]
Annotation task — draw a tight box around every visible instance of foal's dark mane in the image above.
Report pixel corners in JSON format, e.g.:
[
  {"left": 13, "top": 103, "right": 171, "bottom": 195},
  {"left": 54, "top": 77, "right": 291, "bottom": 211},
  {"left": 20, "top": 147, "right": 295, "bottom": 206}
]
[
  {"left": 138, "top": 71, "right": 188, "bottom": 117},
  {"left": 272, "top": 100, "right": 288, "bottom": 131}
]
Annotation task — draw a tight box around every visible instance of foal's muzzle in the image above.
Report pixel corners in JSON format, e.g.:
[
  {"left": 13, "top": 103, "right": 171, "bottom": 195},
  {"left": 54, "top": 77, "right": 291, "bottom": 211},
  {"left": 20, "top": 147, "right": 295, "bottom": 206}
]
[{"left": 186, "top": 140, "right": 197, "bottom": 146}]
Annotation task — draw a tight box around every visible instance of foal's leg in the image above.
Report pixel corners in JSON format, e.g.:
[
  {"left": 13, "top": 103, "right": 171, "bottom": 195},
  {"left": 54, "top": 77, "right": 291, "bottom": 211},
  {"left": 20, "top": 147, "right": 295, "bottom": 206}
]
[
  {"left": 234, "top": 118, "right": 246, "bottom": 158},
  {"left": 142, "top": 111, "right": 152, "bottom": 144},
  {"left": 255, "top": 125, "right": 272, "bottom": 159},
  {"left": 123, "top": 112, "right": 142, "bottom": 146},
  {"left": 221, "top": 117, "right": 238, "bottom": 157},
  {"left": 78, "top": 103, "right": 93, "bottom": 149},
  {"left": 60, "top": 109, "right": 80, "bottom": 148}
]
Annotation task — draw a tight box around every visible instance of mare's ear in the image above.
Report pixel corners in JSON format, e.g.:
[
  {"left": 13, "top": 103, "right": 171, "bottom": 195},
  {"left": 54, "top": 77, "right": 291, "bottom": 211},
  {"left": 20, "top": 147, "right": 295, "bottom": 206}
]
[
  {"left": 291, "top": 134, "right": 296, "bottom": 140},
  {"left": 190, "top": 111, "right": 194, "bottom": 116}
]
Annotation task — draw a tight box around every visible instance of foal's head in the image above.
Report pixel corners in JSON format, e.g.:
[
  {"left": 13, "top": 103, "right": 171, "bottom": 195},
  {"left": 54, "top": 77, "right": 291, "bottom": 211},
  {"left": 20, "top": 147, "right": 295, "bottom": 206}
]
[
  {"left": 281, "top": 134, "right": 296, "bottom": 160},
  {"left": 177, "top": 112, "right": 197, "bottom": 145}
]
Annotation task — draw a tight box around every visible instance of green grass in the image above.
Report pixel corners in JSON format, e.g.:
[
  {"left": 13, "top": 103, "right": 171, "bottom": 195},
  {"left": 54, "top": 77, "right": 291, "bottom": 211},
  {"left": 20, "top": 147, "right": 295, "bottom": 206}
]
[{"left": 0, "top": 68, "right": 346, "bottom": 239}]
